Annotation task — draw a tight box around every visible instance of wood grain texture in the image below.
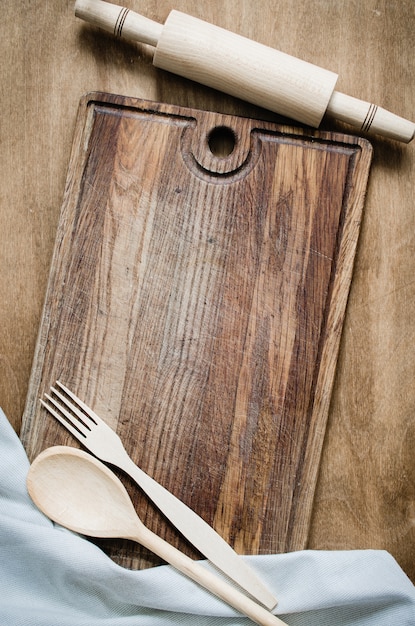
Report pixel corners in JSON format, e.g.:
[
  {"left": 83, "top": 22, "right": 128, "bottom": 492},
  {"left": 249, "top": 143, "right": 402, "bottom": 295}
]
[
  {"left": 1, "top": 0, "right": 415, "bottom": 583},
  {"left": 20, "top": 93, "right": 371, "bottom": 568}
]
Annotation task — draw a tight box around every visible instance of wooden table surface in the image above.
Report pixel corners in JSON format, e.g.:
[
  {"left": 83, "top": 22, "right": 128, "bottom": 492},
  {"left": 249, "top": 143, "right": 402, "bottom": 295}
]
[{"left": 1, "top": 0, "right": 414, "bottom": 583}]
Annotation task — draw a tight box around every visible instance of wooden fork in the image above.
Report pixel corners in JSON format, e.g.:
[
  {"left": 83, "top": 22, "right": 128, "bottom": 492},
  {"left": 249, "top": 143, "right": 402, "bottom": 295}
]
[{"left": 40, "top": 381, "right": 277, "bottom": 610}]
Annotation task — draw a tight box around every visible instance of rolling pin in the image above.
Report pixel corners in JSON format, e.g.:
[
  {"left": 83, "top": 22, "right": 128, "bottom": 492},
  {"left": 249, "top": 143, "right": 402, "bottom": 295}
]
[{"left": 75, "top": 0, "right": 414, "bottom": 143}]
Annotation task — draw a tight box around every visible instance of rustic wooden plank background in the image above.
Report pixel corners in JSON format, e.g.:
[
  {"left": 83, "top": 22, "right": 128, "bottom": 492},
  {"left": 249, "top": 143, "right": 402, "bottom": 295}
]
[{"left": 1, "top": 0, "right": 414, "bottom": 583}]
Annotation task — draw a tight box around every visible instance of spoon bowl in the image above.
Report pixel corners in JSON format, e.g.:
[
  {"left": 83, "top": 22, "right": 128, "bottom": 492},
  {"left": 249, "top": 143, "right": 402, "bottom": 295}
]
[
  {"left": 27, "top": 446, "right": 285, "bottom": 626},
  {"left": 27, "top": 445, "right": 142, "bottom": 539}
]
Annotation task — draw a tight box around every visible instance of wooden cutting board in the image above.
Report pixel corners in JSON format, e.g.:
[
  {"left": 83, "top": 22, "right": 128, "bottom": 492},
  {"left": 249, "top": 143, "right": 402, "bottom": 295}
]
[{"left": 21, "top": 93, "right": 372, "bottom": 569}]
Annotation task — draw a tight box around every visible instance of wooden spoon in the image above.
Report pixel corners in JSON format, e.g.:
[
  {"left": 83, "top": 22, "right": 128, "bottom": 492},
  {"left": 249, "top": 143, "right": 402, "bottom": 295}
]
[{"left": 27, "top": 446, "right": 287, "bottom": 626}]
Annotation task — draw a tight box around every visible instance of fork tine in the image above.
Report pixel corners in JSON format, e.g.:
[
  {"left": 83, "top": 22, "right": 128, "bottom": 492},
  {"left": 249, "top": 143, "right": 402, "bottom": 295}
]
[
  {"left": 49, "top": 386, "right": 95, "bottom": 429},
  {"left": 44, "top": 392, "right": 91, "bottom": 434},
  {"left": 40, "top": 398, "right": 88, "bottom": 440},
  {"left": 56, "top": 381, "right": 101, "bottom": 425}
]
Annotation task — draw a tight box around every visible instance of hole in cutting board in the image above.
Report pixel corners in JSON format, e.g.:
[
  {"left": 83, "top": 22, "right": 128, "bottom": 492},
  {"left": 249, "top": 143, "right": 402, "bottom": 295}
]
[{"left": 207, "top": 126, "right": 236, "bottom": 157}]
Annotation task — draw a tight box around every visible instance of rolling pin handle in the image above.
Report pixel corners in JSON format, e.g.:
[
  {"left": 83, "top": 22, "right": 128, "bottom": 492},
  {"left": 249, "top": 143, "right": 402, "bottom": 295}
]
[
  {"left": 75, "top": 0, "right": 163, "bottom": 47},
  {"left": 326, "top": 91, "right": 415, "bottom": 144}
]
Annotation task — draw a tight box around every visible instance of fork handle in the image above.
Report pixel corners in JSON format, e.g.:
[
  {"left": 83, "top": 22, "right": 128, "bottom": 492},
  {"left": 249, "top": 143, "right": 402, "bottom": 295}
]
[
  {"left": 115, "top": 452, "right": 277, "bottom": 610},
  {"left": 127, "top": 524, "right": 287, "bottom": 626}
]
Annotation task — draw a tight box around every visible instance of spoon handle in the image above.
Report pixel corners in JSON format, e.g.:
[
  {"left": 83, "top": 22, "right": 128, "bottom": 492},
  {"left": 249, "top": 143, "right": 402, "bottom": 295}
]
[
  {"left": 130, "top": 525, "right": 287, "bottom": 626},
  {"left": 117, "top": 453, "right": 276, "bottom": 610}
]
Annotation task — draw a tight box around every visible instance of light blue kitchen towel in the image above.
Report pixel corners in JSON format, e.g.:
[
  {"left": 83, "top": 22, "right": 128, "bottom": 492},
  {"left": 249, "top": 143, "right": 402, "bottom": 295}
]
[{"left": 1, "top": 406, "right": 414, "bottom": 625}]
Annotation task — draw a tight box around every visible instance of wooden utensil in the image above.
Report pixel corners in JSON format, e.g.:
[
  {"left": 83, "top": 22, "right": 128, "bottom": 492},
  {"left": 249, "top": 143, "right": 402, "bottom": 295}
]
[
  {"left": 74, "top": 0, "right": 414, "bottom": 142},
  {"left": 21, "top": 94, "right": 372, "bottom": 570},
  {"left": 27, "top": 446, "right": 287, "bottom": 626},
  {"left": 40, "top": 381, "right": 277, "bottom": 610}
]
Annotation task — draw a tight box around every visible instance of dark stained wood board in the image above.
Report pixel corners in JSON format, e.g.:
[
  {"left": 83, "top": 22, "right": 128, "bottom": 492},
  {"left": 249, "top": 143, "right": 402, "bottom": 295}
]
[{"left": 21, "top": 93, "right": 372, "bottom": 569}]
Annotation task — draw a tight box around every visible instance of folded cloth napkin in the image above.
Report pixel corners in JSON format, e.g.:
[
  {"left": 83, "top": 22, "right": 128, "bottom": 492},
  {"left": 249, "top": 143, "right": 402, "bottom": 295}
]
[{"left": 1, "top": 407, "right": 414, "bottom": 625}]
